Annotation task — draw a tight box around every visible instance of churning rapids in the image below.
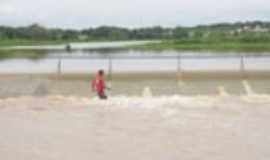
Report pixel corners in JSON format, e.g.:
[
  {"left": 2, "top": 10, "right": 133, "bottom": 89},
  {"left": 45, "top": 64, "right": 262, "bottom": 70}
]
[{"left": 0, "top": 82, "right": 270, "bottom": 160}]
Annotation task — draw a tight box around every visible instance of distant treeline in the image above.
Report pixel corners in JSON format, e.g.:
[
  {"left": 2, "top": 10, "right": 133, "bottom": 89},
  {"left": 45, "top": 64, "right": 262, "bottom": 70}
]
[{"left": 1, "top": 21, "right": 270, "bottom": 42}]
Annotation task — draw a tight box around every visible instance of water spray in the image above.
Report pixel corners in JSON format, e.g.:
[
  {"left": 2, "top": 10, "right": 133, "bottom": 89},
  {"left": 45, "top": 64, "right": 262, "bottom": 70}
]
[
  {"left": 242, "top": 80, "right": 255, "bottom": 95},
  {"left": 218, "top": 86, "right": 229, "bottom": 97},
  {"left": 143, "top": 87, "right": 153, "bottom": 98}
]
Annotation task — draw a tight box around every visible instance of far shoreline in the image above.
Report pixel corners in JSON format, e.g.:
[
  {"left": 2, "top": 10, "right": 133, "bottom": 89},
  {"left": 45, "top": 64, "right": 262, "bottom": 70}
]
[{"left": 1, "top": 39, "right": 270, "bottom": 52}]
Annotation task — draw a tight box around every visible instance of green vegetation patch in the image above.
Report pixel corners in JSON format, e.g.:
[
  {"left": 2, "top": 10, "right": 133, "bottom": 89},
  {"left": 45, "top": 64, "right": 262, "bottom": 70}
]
[
  {"left": 0, "top": 49, "right": 47, "bottom": 59},
  {"left": 134, "top": 40, "right": 270, "bottom": 52}
]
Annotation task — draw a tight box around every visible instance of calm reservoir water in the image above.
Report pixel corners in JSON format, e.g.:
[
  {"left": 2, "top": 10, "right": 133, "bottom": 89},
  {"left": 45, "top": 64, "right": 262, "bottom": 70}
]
[{"left": 1, "top": 41, "right": 270, "bottom": 74}]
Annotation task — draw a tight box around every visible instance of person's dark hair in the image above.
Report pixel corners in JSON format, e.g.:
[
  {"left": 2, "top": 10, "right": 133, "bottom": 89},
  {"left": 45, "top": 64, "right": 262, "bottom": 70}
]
[{"left": 98, "top": 69, "right": 104, "bottom": 76}]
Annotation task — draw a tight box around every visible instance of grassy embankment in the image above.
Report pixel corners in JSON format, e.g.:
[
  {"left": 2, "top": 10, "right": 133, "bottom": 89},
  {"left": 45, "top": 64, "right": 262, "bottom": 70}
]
[
  {"left": 0, "top": 49, "right": 47, "bottom": 59},
  {"left": 0, "top": 39, "right": 58, "bottom": 59},
  {"left": 0, "top": 39, "right": 68, "bottom": 47},
  {"left": 132, "top": 39, "right": 270, "bottom": 52}
]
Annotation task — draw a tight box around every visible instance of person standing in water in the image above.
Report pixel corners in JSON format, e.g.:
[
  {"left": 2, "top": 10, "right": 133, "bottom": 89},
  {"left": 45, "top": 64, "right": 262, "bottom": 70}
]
[{"left": 92, "top": 70, "right": 108, "bottom": 100}]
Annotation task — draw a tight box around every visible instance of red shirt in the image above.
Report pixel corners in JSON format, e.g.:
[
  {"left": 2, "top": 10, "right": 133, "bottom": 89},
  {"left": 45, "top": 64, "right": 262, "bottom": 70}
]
[{"left": 92, "top": 77, "right": 105, "bottom": 95}]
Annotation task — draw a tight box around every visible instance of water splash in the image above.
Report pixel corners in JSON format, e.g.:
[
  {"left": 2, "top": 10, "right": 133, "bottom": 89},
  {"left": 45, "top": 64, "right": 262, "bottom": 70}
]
[
  {"left": 143, "top": 87, "right": 152, "bottom": 97},
  {"left": 218, "top": 86, "right": 229, "bottom": 97},
  {"left": 1, "top": 94, "right": 270, "bottom": 112},
  {"left": 239, "top": 80, "right": 270, "bottom": 103},
  {"left": 242, "top": 80, "right": 255, "bottom": 95}
]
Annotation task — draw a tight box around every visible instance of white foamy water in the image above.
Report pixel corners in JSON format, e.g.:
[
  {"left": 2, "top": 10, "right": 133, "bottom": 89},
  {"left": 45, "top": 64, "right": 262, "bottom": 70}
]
[
  {"left": 1, "top": 42, "right": 270, "bottom": 159},
  {"left": 1, "top": 94, "right": 269, "bottom": 110},
  {"left": 242, "top": 80, "right": 255, "bottom": 95},
  {"left": 0, "top": 95, "right": 270, "bottom": 160},
  {"left": 218, "top": 86, "right": 229, "bottom": 97}
]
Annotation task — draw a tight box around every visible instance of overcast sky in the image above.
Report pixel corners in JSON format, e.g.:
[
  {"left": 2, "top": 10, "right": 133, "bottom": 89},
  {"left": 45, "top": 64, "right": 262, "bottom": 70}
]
[{"left": 0, "top": 0, "right": 269, "bottom": 29}]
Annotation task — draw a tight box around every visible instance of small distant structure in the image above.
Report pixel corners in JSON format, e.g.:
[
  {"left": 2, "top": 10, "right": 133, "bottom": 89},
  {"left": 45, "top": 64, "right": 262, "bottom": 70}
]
[
  {"left": 254, "top": 25, "right": 268, "bottom": 32},
  {"left": 65, "top": 44, "right": 72, "bottom": 52},
  {"left": 243, "top": 25, "right": 250, "bottom": 31},
  {"left": 236, "top": 25, "right": 268, "bottom": 33},
  {"left": 236, "top": 28, "right": 243, "bottom": 33}
]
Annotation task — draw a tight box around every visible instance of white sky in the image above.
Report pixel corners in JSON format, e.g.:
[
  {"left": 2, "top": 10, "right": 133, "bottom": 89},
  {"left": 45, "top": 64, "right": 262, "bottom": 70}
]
[{"left": 0, "top": 0, "right": 269, "bottom": 29}]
